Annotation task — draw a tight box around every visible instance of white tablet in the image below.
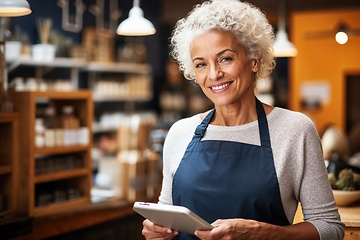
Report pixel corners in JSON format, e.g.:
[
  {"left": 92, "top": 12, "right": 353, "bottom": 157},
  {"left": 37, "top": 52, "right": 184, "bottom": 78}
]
[{"left": 133, "top": 202, "right": 213, "bottom": 235}]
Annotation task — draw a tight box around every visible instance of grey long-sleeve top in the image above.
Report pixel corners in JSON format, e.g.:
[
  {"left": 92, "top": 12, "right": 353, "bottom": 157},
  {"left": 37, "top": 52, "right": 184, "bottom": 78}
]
[{"left": 158, "top": 107, "right": 345, "bottom": 240}]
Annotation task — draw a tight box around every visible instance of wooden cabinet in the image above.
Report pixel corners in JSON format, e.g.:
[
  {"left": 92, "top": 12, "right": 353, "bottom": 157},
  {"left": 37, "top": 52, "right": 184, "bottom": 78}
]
[
  {"left": 7, "top": 58, "right": 155, "bottom": 208},
  {"left": 10, "top": 90, "right": 93, "bottom": 217},
  {"left": 0, "top": 113, "right": 18, "bottom": 220}
]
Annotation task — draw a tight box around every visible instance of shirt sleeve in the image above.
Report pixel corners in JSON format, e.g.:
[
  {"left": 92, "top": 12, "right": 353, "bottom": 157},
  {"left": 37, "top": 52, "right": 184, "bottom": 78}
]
[
  {"left": 158, "top": 115, "right": 199, "bottom": 205},
  {"left": 296, "top": 117, "right": 345, "bottom": 240}
]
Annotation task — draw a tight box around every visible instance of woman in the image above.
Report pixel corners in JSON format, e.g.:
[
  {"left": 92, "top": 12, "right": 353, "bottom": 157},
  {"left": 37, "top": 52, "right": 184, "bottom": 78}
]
[{"left": 142, "top": 0, "right": 344, "bottom": 239}]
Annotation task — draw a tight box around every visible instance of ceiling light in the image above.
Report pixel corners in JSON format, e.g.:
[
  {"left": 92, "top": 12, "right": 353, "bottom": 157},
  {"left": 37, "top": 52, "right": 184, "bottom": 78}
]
[
  {"left": 335, "top": 31, "right": 348, "bottom": 44},
  {"left": 273, "top": 0, "right": 297, "bottom": 57},
  {"left": 116, "top": 0, "right": 156, "bottom": 36},
  {"left": 0, "top": 0, "right": 32, "bottom": 17},
  {"left": 273, "top": 29, "right": 298, "bottom": 57}
]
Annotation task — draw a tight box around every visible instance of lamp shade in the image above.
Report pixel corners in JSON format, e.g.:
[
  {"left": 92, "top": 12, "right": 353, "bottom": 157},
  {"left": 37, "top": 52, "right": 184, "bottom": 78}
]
[
  {"left": 273, "top": 29, "right": 298, "bottom": 58},
  {"left": 0, "top": 0, "right": 31, "bottom": 17},
  {"left": 273, "top": 0, "right": 297, "bottom": 58},
  {"left": 116, "top": 1, "right": 156, "bottom": 36}
]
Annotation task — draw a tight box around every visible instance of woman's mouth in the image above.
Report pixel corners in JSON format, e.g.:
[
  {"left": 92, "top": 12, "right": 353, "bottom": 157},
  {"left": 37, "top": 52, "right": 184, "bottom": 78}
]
[{"left": 211, "top": 82, "right": 231, "bottom": 91}]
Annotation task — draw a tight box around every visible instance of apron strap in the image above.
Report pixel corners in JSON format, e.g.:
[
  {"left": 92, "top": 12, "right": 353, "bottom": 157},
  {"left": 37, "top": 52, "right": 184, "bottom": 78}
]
[
  {"left": 256, "top": 98, "right": 271, "bottom": 148},
  {"left": 192, "top": 98, "right": 271, "bottom": 148},
  {"left": 192, "top": 109, "right": 215, "bottom": 141}
]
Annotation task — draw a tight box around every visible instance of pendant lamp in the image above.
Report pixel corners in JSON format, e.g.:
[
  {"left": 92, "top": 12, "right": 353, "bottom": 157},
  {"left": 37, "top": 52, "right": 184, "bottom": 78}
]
[
  {"left": 273, "top": 0, "right": 297, "bottom": 57},
  {"left": 0, "top": 0, "right": 32, "bottom": 17},
  {"left": 116, "top": 0, "right": 156, "bottom": 36},
  {"left": 335, "top": 23, "right": 348, "bottom": 45},
  {"left": 0, "top": 0, "right": 31, "bottom": 112}
]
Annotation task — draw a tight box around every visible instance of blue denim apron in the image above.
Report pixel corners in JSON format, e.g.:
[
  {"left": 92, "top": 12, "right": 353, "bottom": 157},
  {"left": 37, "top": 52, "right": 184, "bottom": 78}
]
[{"left": 172, "top": 98, "right": 290, "bottom": 239}]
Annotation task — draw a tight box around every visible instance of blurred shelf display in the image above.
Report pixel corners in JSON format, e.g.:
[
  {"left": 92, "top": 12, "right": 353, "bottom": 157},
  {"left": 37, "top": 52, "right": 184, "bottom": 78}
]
[
  {"left": 6, "top": 44, "right": 157, "bottom": 207},
  {"left": 7, "top": 57, "right": 87, "bottom": 90},
  {"left": 92, "top": 112, "right": 162, "bottom": 202},
  {"left": 7, "top": 57, "right": 153, "bottom": 95},
  {"left": 9, "top": 90, "right": 93, "bottom": 217},
  {"left": 85, "top": 63, "right": 153, "bottom": 104}
]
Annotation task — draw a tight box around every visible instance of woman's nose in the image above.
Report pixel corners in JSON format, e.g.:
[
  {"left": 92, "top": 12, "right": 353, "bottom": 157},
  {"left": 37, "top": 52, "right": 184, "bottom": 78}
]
[{"left": 208, "top": 64, "right": 223, "bottom": 81}]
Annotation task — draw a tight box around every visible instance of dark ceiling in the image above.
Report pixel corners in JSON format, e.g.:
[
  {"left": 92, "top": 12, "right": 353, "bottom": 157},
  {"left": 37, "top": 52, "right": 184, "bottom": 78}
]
[{"left": 162, "top": 0, "right": 360, "bottom": 26}]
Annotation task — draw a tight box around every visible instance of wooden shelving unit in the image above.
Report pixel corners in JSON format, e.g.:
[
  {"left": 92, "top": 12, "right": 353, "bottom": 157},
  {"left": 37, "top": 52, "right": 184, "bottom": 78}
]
[
  {"left": 10, "top": 90, "right": 93, "bottom": 217},
  {"left": 0, "top": 113, "right": 19, "bottom": 220}
]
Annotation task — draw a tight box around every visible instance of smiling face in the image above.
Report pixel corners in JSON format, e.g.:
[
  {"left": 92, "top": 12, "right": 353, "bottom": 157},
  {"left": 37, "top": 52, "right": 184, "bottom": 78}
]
[{"left": 190, "top": 30, "right": 258, "bottom": 109}]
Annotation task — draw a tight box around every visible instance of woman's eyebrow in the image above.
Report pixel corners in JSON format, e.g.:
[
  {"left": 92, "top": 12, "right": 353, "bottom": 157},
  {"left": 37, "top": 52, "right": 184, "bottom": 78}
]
[{"left": 192, "top": 49, "right": 236, "bottom": 62}]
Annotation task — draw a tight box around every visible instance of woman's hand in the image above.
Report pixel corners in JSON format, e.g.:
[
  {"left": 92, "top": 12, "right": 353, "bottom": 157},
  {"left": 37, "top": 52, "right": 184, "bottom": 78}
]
[
  {"left": 142, "top": 219, "right": 179, "bottom": 240},
  {"left": 195, "top": 218, "right": 320, "bottom": 240},
  {"left": 194, "top": 218, "right": 263, "bottom": 240}
]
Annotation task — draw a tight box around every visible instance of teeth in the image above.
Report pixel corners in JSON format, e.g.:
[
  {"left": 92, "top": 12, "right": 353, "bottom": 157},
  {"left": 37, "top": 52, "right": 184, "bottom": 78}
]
[{"left": 211, "top": 83, "right": 230, "bottom": 91}]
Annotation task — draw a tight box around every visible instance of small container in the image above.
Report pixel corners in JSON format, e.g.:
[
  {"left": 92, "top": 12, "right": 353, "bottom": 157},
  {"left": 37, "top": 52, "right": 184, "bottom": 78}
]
[
  {"left": 26, "top": 78, "right": 37, "bottom": 91},
  {"left": 35, "top": 118, "right": 45, "bottom": 134},
  {"left": 61, "top": 106, "right": 79, "bottom": 146},
  {"left": 12, "top": 77, "right": 26, "bottom": 91},
  {"left": 35, "top": 118, "right": 45, "bottom": 148},
  {"left": 55, "top": 129, "right": 64, "bottom": 146},
  {"left": 38, "top": 80, "right": 48, "bottom": 91},
  {"left": 44, "top": 129, "right": 55, "bottom": 148},
  {"left": 35, "top": 134, "right": 45, "bottom": 148},
  {"left": 78, "top": 127, "right": 89, "bottom": 145},
  {"left": 32, "top": 44, "right": 56, "bottom": 61},
  {"left": 5, "top": 41, "right": 22, "bottom": 62}
]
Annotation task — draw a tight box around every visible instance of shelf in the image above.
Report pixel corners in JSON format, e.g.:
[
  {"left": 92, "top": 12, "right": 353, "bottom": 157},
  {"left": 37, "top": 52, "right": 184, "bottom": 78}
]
[
  {"left": 0, "top": 113, "right": 18, "bottom": 123},
  {"left": 0, "top": 165, "right": 12, "bottom": 175},
  {"left": 93, "top": 94, "right": 152, "bottom": 102},
  {"left": 7, "top": 58, "right": 152, "bottom": 91},
  {"left": 10, "top": 90, "right": 93, "bottom": 216},
  {"left": 84, "top": 62, "right": 151, "bottom": 74},
  {"left": 34, "top": 145, "right": 89, "bottom": 156},
  {"left": 35, "top": 168, "right": 90, "bottom": 183},
  {"left": 20, "top": 90, "right": 92, "bottom": 100},
  {"left": 7, "top": 57, "right": 87, "bottom": 73},
  {"left": 8, "top": 57, "right": 151, "bottom": 75},
  {"left": 33, "top": 197, "right": 89, "bottom": 217}
]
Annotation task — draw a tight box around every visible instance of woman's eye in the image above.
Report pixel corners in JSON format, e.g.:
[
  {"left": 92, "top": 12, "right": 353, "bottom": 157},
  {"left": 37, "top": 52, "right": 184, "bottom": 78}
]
[
  {"left": 219, "top": 57, "right": 232, "bottom": 63},
  {"left": 195, "top": 62, "right": 206, "bottom": 68}
]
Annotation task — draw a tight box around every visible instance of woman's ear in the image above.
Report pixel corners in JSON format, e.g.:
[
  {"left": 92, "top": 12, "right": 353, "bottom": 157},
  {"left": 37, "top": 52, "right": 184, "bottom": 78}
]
[{"left": 252, "top": 59, "right": 259, "bottom": 72}]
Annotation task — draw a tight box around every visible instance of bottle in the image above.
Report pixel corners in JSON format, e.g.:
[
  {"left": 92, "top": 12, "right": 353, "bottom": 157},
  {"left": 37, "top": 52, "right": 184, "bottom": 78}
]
[
  {"left": 78, "top": 127, "right": 89, "bottom": 145},
  {"left": 61, "top": 106, "right": 79, "bottom": 146},
  {"left": 35, "top": 118, "right": 45, "bottom": 148},
  {"left": 43, "top": 106, "right": 57, "bottom": 148}
]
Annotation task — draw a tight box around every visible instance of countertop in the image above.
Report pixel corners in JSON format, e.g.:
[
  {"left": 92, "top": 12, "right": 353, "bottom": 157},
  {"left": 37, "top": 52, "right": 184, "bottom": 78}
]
[{"left": 338, "top": 204, "right": 360, "bottom": 227}]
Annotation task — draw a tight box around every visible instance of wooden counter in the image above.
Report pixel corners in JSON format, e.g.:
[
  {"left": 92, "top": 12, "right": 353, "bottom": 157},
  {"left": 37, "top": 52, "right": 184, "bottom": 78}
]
[
  {"left": 7, "top": 198, "right": 147, "bottom": 240},
  {"left": 5, "top": 199, "right": 360, "bottom": 239},
  {"left": 339, "top": 205, "right": 360, "bottom": 240},
  {"left": 295, "top": 203, "right": 360, "bottom": 240}
]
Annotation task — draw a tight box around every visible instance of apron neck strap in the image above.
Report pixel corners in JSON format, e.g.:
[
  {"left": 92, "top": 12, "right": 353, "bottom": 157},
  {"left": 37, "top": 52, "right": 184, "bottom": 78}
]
[
  {"left": 256, "top": 97, "right": 271, "bottom": 148},
  {"left": 192, "top": 98, "right": 271, "bottom": 148},
  {"left": 193, "top": 109, "right": 215, "bottom": 141}
]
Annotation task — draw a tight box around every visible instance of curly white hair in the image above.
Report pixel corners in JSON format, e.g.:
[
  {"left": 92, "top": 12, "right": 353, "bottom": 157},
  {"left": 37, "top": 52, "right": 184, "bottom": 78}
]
[{"left": 169, "top": 0, "right": 275, "bottom": 83}]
